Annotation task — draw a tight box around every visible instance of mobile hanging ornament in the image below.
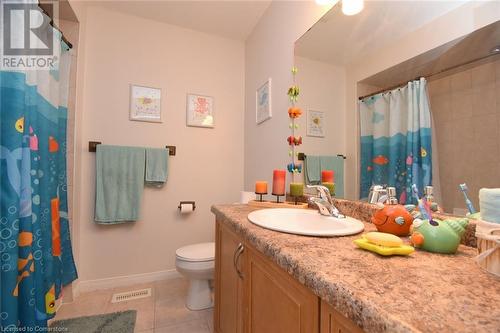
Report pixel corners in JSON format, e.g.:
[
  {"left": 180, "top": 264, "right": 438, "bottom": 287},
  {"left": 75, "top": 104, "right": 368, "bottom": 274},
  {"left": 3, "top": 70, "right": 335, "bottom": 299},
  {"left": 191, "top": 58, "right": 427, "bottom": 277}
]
[{"left": 287, "top": 67, "right": 303, "bottom": 176}]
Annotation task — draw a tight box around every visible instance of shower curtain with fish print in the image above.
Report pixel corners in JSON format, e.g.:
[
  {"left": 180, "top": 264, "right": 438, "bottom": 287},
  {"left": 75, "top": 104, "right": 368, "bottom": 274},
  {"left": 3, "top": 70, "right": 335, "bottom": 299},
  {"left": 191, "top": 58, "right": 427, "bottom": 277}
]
[
  {"left": 359, "top": 78, "right": 432, "bottom": 204},
  {"left": 0, "top": 12, "right": 78, "bottom": 333}
]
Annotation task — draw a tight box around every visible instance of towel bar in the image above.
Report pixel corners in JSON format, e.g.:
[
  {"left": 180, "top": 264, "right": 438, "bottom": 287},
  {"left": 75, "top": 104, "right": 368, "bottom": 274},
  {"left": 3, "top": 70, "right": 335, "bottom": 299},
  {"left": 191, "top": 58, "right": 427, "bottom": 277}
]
[
  {"left": 298, "top": 153, "right": 346, "bottom": 161},
  {"left": 88, "top": 141, "right": 176, "bottom": 156}
]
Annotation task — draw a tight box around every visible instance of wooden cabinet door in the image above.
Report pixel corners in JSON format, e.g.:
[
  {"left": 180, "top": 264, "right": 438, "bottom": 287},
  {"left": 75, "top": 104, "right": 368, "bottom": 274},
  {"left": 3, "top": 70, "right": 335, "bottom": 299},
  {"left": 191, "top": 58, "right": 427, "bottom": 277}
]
[
  {"left": 320, "top": 300, "right": 364, "bottom": 333},
  {"left": 214, "top": 222, "right": 245, "bottom": 333},
  {"left": 244, "top": 244, "right": 319, "bottom": 333}
]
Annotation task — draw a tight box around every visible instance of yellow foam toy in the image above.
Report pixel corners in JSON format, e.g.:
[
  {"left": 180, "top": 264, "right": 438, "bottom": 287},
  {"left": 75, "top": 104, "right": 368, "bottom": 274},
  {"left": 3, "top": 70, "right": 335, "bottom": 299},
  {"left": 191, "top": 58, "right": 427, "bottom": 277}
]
[{"left": 354, "top": 232, "right": 414, "bottom": 256}]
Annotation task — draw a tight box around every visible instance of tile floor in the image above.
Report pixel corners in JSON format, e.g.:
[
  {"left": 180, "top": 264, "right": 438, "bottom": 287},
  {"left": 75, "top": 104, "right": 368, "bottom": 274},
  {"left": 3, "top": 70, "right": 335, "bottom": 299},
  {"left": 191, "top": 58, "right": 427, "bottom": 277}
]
[{"left": 55, "top": 277, "right": 213, "bottom": 333}]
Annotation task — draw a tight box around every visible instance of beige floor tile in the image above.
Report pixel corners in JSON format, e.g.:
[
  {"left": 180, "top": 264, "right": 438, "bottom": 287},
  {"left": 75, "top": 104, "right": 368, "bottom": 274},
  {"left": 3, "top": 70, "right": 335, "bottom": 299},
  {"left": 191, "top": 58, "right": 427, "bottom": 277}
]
[
  {"left": 154, "top": 277, "right": 188, "bottom": 302},
  {"left": 55, "top": 289, "right": 112, "bottom": 320},
  {"left": 154, "top": 295, "right": 203, "bottom": 329},
  {"left": 154, "top": 319, "right": 210, "bottom": 333},
  {"left": 53, "top": 278, "right": 214, "bottom": 333},
  {"left": 199, "top": 308, "right": 214, "bottom": 332}
]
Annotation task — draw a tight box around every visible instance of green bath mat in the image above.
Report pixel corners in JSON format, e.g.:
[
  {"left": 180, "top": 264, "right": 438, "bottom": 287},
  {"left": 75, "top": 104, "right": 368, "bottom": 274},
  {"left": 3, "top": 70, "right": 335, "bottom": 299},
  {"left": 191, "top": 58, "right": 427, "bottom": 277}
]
[{"left": 50, "top": 310, "right": 136, "bottom": 333}]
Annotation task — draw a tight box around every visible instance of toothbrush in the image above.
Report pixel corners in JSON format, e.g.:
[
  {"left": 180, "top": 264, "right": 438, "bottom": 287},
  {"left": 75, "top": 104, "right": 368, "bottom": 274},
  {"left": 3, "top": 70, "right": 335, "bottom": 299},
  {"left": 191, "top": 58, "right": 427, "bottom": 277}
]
[
  {"left": 459, "top": 183, "right": 476, "bottom": 214},
  {"left": 411, "top": 184, "right": 432, "bottom": 221}
]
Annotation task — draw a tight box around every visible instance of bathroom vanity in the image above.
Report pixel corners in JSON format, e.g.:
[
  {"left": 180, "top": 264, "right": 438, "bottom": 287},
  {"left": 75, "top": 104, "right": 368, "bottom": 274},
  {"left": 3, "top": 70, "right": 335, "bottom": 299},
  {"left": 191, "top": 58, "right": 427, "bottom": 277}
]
[{"left": 212, "top": 204, "right": 500, "bottom": 333}]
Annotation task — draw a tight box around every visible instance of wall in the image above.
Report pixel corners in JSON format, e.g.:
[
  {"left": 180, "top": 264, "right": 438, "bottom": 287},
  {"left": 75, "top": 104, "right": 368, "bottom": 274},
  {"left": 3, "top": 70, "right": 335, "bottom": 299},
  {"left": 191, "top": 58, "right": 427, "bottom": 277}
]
[
  {"left": 294, "top": 56, "right": 345, "bottom": 170},
  {"left": 73, "top": 6, "right": 244, "bottom": 283},
  {"left": 244, "top": 1, "right": 333, "bottom": 191},
  {"left": 344, "top": 0, "right": 500, "bottom": 199},
  {"left": 428, "top": 58, "right": 500, "bottom": 213}
]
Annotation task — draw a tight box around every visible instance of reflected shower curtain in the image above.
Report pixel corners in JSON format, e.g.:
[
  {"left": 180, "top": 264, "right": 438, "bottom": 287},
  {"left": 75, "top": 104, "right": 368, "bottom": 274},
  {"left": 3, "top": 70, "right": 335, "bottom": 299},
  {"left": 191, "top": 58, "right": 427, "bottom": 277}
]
[
  {"left": 0, "top": 13, "right": 78, "bottom": 333},
  {"left": 359, "top": 78, "right": 432, "bottom": 203}
]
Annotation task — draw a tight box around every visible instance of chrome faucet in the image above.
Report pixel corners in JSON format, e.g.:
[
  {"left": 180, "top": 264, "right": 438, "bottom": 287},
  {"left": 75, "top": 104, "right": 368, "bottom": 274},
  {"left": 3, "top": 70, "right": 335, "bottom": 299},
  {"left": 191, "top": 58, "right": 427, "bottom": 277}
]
[{"left": 307, "top": 185, "right": 345, "bottom": 218}]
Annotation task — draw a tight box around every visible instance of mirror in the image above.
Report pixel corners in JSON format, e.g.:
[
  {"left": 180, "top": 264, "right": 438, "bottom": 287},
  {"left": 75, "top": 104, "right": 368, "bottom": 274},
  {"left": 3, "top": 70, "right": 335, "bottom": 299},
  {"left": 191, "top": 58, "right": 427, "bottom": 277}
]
[{"left": 295, "top": 1, "right": 500, "bottom": 216}]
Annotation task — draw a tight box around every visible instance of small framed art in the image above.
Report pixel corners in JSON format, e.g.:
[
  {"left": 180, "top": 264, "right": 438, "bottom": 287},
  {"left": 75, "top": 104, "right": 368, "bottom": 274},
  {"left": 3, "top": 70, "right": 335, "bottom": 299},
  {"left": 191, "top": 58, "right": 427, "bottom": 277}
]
[
  {"left": 186, "top": 94, "right": 214, "bottom": 128},
  {"left": 307, "top": 110, "right": 325, "bottom": 137},
  {"left": 130, "top": 85, "right": 162, "bottom": 122},
  {"left": 256, "top": 78, "right": 272, "bottom": 124}
]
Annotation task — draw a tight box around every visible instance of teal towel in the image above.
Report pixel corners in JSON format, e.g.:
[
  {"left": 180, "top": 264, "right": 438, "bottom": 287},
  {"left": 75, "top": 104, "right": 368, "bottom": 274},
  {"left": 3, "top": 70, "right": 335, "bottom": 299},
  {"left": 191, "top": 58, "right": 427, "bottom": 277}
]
[
  {"left": 304, "top": 155, "right": 321, "bottom": 184},
  {"left": 95, "top": 145, "right": 145, "bottom": 223},
  {"left": 145, "top": 148, "right": 168, "bottom": 187},
  {"left": 320, "top": 155, "right": 345, "bottom": 198}
]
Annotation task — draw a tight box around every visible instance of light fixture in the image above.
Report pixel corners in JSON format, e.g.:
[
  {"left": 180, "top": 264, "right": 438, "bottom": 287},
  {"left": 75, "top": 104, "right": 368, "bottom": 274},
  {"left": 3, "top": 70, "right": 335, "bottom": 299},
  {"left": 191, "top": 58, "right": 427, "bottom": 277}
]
[
  {"left": 342, "top": 0, "right": 364, "bottom": 16},
  {"left": 491, "top": 45, "right": 500, "bottom": 54}
]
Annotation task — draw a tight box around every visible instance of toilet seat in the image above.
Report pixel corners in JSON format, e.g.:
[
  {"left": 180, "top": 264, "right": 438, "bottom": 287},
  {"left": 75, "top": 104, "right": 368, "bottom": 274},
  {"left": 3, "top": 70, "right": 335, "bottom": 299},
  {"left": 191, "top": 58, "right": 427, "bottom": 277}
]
[{"left": 176, "top": 242, "right": 215, "bottom": 262}]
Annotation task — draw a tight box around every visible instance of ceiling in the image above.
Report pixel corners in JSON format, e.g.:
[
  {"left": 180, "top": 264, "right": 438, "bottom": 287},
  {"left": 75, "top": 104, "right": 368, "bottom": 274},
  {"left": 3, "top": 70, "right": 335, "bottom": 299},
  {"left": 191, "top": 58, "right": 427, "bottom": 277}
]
[
  {"left": 85, "top": 0, "right": 271, "bottom": 41},
  {"left": 359, "top": 20, "right": 500, "bottom": 89},
  {"left": 295, "top": 0, "right": 469, "bottom": 66}
]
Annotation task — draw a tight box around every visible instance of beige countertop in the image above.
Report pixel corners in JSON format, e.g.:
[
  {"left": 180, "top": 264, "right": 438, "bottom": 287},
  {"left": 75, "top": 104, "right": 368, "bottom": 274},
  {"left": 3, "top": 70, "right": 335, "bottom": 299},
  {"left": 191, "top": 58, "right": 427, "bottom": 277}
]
[{"left": 211, "top": 204, "right": 500, "bottom": 333}]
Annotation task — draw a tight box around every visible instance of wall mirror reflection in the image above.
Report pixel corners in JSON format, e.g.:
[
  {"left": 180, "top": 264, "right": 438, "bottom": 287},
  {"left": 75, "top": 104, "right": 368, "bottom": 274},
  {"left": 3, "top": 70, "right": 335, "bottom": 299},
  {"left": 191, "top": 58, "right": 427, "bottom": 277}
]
[{"left": 295, "top": 1, "right": 500, "bottom": 216}]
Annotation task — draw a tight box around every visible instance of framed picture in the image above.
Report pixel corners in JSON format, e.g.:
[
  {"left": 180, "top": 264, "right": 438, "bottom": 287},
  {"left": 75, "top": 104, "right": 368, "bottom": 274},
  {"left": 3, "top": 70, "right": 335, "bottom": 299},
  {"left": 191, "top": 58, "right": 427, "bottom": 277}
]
[
  {"left": 307, "top": 110, "right": 325, "bottom": 137},
  {"left": 256, "top": 78, "right": 272, "bottom": 124},
  {"left": 186, "top": 94, "right": 214, "bottom": 128},
  {"left": 130, "top": 85, "right": 162, "bottom": 122}
]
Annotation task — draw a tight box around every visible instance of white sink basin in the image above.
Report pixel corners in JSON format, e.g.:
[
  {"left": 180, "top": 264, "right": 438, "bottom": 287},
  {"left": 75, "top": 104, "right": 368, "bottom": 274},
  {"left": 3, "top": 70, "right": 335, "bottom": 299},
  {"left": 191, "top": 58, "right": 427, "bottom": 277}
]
[{"left": 247, "top": 208, "right": 365, "bottom": 237}]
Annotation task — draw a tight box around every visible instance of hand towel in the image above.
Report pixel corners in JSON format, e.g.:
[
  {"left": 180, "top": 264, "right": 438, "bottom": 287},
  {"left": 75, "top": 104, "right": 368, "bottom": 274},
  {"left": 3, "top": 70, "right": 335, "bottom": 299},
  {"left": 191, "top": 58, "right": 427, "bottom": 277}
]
[
  {"left": 145, "top": 147, "right": 168, "bottom": 187},
  {"left": 320, "top": 155, "right": 345, "bottom": 198},
  {"left": 304, "top": 155, "right": 321, "bottom": 185},
  {"left": 95, "top": 145, "right": 145, "bottom": 224},
  {"left": 479, "top": 188, "right": 500, "bottom": 224}
]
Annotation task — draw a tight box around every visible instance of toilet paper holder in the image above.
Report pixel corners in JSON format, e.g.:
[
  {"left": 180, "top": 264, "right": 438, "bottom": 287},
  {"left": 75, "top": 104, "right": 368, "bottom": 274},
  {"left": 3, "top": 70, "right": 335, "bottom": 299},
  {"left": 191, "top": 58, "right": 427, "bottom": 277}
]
[{"left": 178, "top": 201, "right": 196, "bottom": 211}]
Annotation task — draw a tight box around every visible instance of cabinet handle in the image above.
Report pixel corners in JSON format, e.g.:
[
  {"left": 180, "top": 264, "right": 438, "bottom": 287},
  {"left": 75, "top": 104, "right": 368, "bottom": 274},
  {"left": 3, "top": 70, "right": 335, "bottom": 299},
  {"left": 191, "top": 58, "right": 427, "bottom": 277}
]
[{"left": 233, "top": 243, "right": 244, "bottom": 279}]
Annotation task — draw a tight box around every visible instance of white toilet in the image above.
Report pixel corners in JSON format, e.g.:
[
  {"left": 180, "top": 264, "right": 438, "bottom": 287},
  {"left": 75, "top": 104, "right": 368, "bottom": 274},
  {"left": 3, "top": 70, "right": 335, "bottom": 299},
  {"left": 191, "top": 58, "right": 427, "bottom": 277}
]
[{"left": 175, "top": 242, "right": 215, "bottom": 310}]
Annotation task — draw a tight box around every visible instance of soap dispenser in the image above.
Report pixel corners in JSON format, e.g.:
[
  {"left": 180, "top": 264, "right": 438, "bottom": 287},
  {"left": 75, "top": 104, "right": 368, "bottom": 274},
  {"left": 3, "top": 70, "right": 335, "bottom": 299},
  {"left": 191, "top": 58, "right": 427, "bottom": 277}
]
[{"left": 371, "top": 187, "right": 414, "bottom": 236}]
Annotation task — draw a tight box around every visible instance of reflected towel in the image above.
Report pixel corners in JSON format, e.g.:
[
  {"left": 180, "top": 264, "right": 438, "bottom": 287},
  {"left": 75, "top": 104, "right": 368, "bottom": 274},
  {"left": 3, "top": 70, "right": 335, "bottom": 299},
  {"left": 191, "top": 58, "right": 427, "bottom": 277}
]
[
  {"left": 145, "top": 148, "right": 168, "bottom": 187},
  {"left": 320, "top": 155, "right": 345, "bottom": 198},
  {"left": 479, "top": 188, "right": 500, "bottom": 224},
  {"left": 95, "top": 145, "right": 145, "bottom": 223},
  {"left": 304, "top": 155, "right": 321, "bottom": 184}
]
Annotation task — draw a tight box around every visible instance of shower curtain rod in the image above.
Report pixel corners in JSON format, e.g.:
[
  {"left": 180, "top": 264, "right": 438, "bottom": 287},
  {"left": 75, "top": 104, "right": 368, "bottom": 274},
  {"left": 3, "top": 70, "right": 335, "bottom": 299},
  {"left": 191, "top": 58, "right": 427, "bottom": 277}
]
[
  {"left": 37, "top": 4, "right": 73, "bottom": 49},
  {"left": 358, "top": 52, "right": 499, "bottom": 100}
]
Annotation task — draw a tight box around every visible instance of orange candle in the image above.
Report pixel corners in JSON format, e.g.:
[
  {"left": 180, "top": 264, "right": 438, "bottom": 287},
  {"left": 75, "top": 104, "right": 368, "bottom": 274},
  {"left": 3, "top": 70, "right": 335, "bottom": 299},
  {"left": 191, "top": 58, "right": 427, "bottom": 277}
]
[
  {"left": 272, "top": 170, "right": 286, "bottom": 196},
  {"left": 255, "top": 181, "right": 268, "bottom": 194},
  {"left": 322, "top": 170, "right": 334, "bottom": 183}
]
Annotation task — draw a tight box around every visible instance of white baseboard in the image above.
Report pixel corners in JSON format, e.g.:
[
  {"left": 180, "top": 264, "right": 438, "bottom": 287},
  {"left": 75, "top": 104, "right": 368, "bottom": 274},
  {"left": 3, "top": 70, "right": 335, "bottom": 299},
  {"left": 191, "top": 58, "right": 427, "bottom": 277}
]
[{"left": 77, "top": 269, "right": 181, "bottom": 293}]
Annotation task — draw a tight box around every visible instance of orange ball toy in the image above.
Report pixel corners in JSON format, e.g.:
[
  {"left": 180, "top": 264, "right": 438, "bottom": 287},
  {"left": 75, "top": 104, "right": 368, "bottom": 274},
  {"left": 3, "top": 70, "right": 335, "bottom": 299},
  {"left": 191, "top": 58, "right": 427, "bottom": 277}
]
[{"left": 371, "top": 204, "right": 414, "bottom": 236}]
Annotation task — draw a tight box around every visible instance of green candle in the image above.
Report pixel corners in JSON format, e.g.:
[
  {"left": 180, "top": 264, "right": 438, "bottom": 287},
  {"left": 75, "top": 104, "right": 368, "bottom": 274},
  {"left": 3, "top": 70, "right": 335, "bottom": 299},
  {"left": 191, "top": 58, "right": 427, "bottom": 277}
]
[
  {"left": 290, "top": 183, "right": 304, "bottom": 197},
  {"left": 322, "top": 182, "right": 335, "bottom": 196}
]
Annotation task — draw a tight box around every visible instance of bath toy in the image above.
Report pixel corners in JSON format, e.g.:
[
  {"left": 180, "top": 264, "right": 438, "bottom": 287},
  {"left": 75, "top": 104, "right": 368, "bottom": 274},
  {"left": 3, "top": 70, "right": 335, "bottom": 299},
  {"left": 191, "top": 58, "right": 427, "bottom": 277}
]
[
  {"left": 354, "top": 232, "right": 414, "bottom": 256},
  {"left": 410, "top": 218, "right": 468, "bottom": 254},
  {"left": 371, "top": 204, "right": 414, "bottom": 236}
]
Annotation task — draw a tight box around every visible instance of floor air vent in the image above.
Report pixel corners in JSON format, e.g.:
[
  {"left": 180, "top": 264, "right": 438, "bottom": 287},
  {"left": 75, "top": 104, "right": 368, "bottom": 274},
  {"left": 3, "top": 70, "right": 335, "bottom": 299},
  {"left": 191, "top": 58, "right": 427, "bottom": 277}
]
[{"left": 111, "top": 288, "right": 152, "bottom": 303}]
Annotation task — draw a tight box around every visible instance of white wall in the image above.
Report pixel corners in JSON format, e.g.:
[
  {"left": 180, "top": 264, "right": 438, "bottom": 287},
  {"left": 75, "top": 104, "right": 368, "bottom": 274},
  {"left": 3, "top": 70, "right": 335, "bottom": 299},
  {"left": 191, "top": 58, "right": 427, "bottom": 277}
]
[
  {"left": 244, "top": 2, "right": 333, "bottom": 191},
  {"left": 294, "top": 56, "right": 345, "bottom": 159},
  {"left": 73, "top": 6, "right": 244, "bottom": 282},
  {"left": 344, "top": 0, "right": 500, "bottom": 199}
]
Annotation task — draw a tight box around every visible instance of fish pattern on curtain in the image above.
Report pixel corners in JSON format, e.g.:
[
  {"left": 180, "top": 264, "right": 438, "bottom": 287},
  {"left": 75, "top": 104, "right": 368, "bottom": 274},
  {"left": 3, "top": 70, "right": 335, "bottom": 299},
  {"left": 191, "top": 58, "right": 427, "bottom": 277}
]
[
  {"left": 359, "top": 78, "right": 432, "bottom": 204},
  {"left": 0, "top": 37, "right": 78, "bottom": 332}
]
